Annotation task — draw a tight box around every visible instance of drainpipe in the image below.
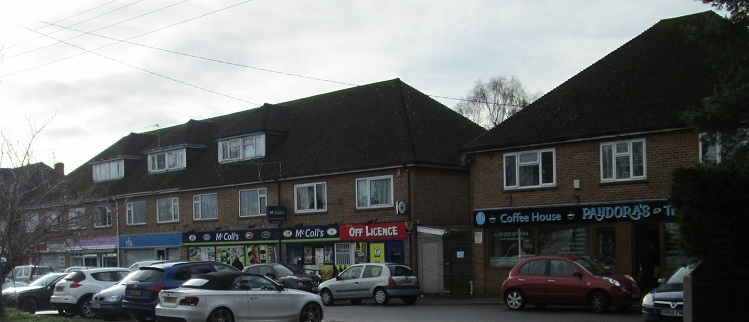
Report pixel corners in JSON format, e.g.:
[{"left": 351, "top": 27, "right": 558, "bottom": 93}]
[{"left": 114, "top": 198, "right": 120, "bottom": 267}]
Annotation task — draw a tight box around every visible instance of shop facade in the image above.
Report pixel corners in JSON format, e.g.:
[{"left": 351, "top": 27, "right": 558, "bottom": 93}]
[{"left": 119, "top": 232, "right": 182, "bottom": 268}]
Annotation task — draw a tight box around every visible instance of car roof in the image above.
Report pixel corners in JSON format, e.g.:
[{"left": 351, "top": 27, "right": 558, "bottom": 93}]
[
  {"left": 142, "top": 260, "right": 228, "bottom": 270},
  {"left": 189, "top": 271, "right": 265, "bottom": 289}
]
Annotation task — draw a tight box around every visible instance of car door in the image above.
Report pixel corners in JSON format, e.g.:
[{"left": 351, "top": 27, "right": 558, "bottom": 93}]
[
  {"left": 545, "top": 259, "right": 588, "bottom": 304},
  {"left": 515, "top": 259, "right": 548, "bottom": 303},
  {"left": 245, "top": 275, "right": 293, "bottom": 320},
  {"left": 358, "top": 265, "right": 384, "bottom": 296},
  {"left": 329, "top": 265, "right": 364, "bottom": 299}
]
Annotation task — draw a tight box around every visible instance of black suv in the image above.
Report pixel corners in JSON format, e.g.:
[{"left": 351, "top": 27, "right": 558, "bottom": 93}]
[
  {"left": 122, "top": 261, "right": 237, "bottom": 322},
  {"left": 243, "top": 263, "right": 322, "bottom": 293}
]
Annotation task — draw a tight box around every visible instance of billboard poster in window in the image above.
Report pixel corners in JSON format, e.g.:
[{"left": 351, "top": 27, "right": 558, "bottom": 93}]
[
  {"left": 370, "top": 243, "right": 385, "bottom": 263},
  {"left": 188, "top": 246, "right": 216, "bottom": 261},
  {"left": 304, "top": 245, "right": 314, "bottom": 264}
]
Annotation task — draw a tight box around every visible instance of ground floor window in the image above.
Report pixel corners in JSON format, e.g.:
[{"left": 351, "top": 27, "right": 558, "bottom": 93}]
[
  {"left": 665, "top": 223, "right": 688, "bottom": 267},
  {"left": 489, "top": 227, "right": 535, "bottom": 267},
  {"left": 538, "top": 226, "right": 588, "bottom": 255}
]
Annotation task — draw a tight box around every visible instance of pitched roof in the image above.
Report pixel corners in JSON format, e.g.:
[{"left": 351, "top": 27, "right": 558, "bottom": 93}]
[
  {"left": 462, "top": 11, "right": 725, "bottom": 153},
  {"left": 61, "top": 79, "right": 485, "bottom": 199}
]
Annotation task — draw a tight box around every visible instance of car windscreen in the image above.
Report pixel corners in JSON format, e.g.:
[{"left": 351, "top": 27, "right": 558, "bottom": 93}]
[
  {"left": 272, "top": 264, "right": 296, "bottom": 277},
  {"left": 666, "top": 266, "right": 693, "bottom": 284},
  {"left": 28, "top": 274, "right": 64, "bottom": 287},
  {"left": 130, "top": 268, "right": 165, "bottom": 282}
]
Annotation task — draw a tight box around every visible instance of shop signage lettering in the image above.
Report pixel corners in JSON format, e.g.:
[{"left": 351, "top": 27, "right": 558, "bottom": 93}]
[
  {"left": 340, "top": 221, "right": 407, "bottom": 241},
  {"left": 215, "top": 232, "right": 241, "bottom": 241},
  {"left": 474, "top": 200, "right": 675, "bottom": 227},
  {"left": 295, "top": 228, "right": 326, "bottom": 238}
]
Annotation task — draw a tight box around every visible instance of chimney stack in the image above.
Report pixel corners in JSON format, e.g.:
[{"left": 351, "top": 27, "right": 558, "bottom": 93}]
[{"left": 54, "top": 162, "right": 65, "bottom": 175}]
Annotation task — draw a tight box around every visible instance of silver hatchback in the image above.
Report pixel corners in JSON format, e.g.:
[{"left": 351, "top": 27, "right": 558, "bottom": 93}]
[{"left": 318, "top": 263, "right": 419, "bottom": 306}]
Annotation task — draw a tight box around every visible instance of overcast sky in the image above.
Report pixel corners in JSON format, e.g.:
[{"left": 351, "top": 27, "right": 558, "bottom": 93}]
[{"left": 0, "top": 0, "right": 722, "bottom": 174}]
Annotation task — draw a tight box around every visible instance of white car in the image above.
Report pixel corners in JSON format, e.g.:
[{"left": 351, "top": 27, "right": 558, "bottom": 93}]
[
  {"left": 50, "top": 267, "right": 131, "bottom": 318},
  {"left": 318, "top": 263, "right": 420, "bottom": 305},
  {"left": 156, "top": 271, "right": 323, "bottom": 322}
]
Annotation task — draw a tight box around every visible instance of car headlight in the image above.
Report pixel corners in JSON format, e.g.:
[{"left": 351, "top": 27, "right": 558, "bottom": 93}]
[
  {"left": 105, "top": 295, "right": 123, "bottom": 302},
  {"left": 603, "top": 277, "right": 621, "bottom": 287},
  {"left": 642, "top": 293, "right": 654, "bottom": 306}
]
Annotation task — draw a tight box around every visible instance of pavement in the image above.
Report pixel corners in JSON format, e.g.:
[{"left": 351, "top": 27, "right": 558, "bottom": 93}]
[{"left": 417, "top": 294, "right": 502, "bottom": 305}]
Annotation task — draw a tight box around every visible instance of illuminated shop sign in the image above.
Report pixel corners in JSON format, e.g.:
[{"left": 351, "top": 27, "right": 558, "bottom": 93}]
[
  {"left": 473, "top": 200, "right": 676, "bottom": 227},
  {"left": 182, "top": 228, "right": 279, "bottom": 245},
  {"left": 281, "top": 225, "right": 339, "bottom": 242},
  {"left": 339, "top": 221, "right": 407, "bottom": 241}
]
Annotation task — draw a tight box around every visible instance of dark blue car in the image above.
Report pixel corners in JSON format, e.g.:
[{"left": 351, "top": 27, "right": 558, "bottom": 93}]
[
  {"left": 641, "top": 264, "right": 695, "bottom": 321},
  {"left": 122, "top": 261, "right": 238, "bottom": 322}
]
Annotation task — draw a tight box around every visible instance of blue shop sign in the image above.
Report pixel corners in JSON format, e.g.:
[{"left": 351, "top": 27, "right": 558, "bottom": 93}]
[
  {"left": 473, "top": 200, "right": 676, "bottom": 227},
  {"left": 120, "top": 233, "right": 183, "bottom": 248}
]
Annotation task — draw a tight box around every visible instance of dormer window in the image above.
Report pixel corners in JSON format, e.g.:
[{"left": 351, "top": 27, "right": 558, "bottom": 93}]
[
  {"left": 92, "top": 159, "right": 124, "bottom": 182},
  {"left": 148, "top": 148, "right": 186, "bottom": 173},
  {"left": 218, "top": 134, "right": 265, "bottom": 163}
]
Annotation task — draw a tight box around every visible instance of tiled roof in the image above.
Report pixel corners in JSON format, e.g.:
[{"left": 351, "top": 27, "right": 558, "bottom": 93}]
[
  {"left": 61, "top": 79, "right": 486, "bottom": 199},
  {"left": 462, "top": 11, "right": 724, "bottom": 153}
]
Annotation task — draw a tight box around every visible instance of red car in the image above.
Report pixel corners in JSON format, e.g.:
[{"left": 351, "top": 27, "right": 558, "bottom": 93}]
[{"left": 501, "top": 254, "right": 640, "bottom": 313}]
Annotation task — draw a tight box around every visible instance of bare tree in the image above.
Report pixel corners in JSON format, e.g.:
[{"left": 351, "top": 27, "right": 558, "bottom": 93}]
[
  {"left": 0, "top": 118, "right": 66, "bottom": 284},
  {"left": 454, "top": 75, "right": 542, "bottom": 129}
]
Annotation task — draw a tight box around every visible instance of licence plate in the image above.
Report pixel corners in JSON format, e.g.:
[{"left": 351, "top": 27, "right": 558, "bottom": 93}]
[
  {"left": 401, "top": 279, "right": 413, "bottom": 285},
  {"left": 661, "top": 309, "right": 683, "bottom": 317},
  {"left": 91, "top": 302, "right": 100, "bottom": 309},
  {"left": 130, "top": 290, "right": 142, "bottom": 296},
  {"left": 164, "top": 297, "right": 177, "bottom": 304}
]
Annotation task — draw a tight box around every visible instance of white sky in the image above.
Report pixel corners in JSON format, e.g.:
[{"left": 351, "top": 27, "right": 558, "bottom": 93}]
[{"left": 0, "top": 0, "right": 722, "bottom": 174}]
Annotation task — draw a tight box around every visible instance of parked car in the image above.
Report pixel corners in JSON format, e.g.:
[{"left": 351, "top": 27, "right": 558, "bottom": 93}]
[
  {"left": 642, "top": 264, "right": 695, "bottom": 321},
  {"left": 64, "top": 266, "right": 94, "bottom": 272},
  {"left": 90, "top": 270, "right": 138, "bottom": 320},
  {"left": 50, "top": 267, "right": 131, "bottom": 318},
  {"left": 2, "top": 279, "right": 27, "bottom": 290},
  {"left": 317, "top": 263, "right": 419, "bottom": 306},
  {"left": 501, "top": 254, "right": 640, "bottom": 313},
  {"left": 123, "top": 260, "right": 238, "bottom": 322},
  {"left": 155, "top": 271, "right": 323, "bottom": 322},
  {"left": 243, "top": 263, "right": 321, "bottom": 293},
  {"left": 5, "top": 265, "right": 54, "bottom": 285},
  {"left": 2, "top": 272, "right": 67, "bottom": 314}
]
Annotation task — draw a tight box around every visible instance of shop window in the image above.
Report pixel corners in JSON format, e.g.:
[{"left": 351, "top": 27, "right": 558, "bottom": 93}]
[
  {"left": 665, "top": 223, "right": 688, "bottom": 267},
  {"left": 489, "top": 228, "right": 535, "bottom": 267},
  {"left": 335, "top": 243, "right": 354, "bottom": 266},
  {"left": 597, "top": 227, "right": 616, "bottom": 266},
  {"left": 538, "top": 226, "right": 588, "bottom": 255}
]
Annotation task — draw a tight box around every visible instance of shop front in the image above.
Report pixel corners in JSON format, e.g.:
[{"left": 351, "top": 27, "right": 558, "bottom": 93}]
[
  {"left": 338, "top": 221, "right": 408, "bottom": 267},
  {"left": 67, "top": 236, "right": 119, "bottom": 267},
  {"left": 183, "top": 227, "right": 281, "bottom": 270},
  {"left": 120, "top": 233, "right": 183, "bottom": 268},
  {"left": 473, "top": 199, "right": 686, "bottom": 294}
]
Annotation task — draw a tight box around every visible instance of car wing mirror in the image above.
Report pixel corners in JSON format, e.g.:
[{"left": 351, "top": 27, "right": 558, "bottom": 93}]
[
  {"left": 573, "top": 271, "right": 583, "bottom": 279},
  {"left": 657, "top": 277, "right": 667, "bottom": 284},
  {"left": 276, "top": 284, "right": 285, "bottom": 291}
]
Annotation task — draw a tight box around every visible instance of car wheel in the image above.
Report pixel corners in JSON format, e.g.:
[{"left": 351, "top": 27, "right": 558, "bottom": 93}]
[
  {"left": 208, "top": 307, "right": 234, "bottom": 322},
  {"left": 349, "top": 299, "right": 362, "bottom": 305},
  {"left": 402, "top": 296, "right": 418, "bottom": 305},
  {"left": 78, "top": 294, "right": 97, "bottom": 318},
  {"left": 320, "top": 289, "right": 335, "bottom": 306},
  {"left": 504, "top": 289, "right": 526, "bottom": 310},
  {"left": 374, "top": 288, "right": 390, "bottom": 305},
  {"left": 299, "top": 302, "right": 323, "bottom": 322},
  {"left": 58, "top": 308, "right": 77, "bottom": 317},
  {"left": 18, "top": 297, "right": 38, "bottom": 314},
  {"left": 589, "top": 290, "right": 611, "bottom": 313}
]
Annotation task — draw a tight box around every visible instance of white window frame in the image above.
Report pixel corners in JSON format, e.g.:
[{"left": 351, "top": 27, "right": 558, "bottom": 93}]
[
  {"left": 239, "top": 188, "right": 267, "bottom": 217},
  {"left": 600, "top": 139, "right": 647, "bottom": 182},
  {"left": 92, "top": 160, "right": 124, "bottom": 182},
  {"left": 503, "top": 149, "right": 556, "bottom": 189},
  {"left": 25, "top": 213, "right": 39, "bottom": 233},
  {"left": 148, "top": 149, "right": 186, "bottom": 173},
  {"left": 356, "top": 175, "right": 394, "bottom": 209},
  {"left": 218, "top": 134, "right": 266, "bottom": 163},
  {"left": 47, "top": 211, "right": 61, "bottom": 231},
  {"left": 193, "top": 193, "right": 218, "bottom": 221},
  {"left": 93, "top": 205, "right": 112, "bottom": 228},
  {"left": 157, "top": 198, "right": 179, "bottom": 223},
  {"left": 294, "top": 182, "right": 327, "bottom": 213},
  {"left": 127, "top": 201, "right": 147, "bottom": 226},
  {"left": 68, "top": 207, "right": 85, "bottom": 230}
]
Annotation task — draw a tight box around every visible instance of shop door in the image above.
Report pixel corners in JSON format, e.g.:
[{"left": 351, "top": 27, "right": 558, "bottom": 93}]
[{"left": 634, "top": 223, "right": 661, "bottom": 293}]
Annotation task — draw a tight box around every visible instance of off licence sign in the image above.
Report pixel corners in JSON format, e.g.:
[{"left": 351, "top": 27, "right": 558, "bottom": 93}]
[{"left": 339, "top": 221, "right": 407, "bottom": 241}]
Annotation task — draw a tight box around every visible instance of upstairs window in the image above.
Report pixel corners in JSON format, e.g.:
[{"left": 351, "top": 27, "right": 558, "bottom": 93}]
[
  {"left": 94, "top": 205, "right": 112, "bottom": 228},
  {"left": 25, "top": 213, "right": 39, "bottom": 233},
  {"left": 504, "top": 149, "right": 555, "bottom": 189},
  {"left": 295, "top": 182, "right": 327, "bottom": 213},
  {"left": 193, "top": 194, "right": 218, "bottom": 220},
  {"left": 46, "top": 211, "right": 61, "bottom": 231},
  {"left": 356, "top": 176, "right": 393, "bottom": 209},
  {"left": 148, "top": 149, "right": 186, "bottom": 173},
  {"left": 68, "top": 207, "right": 85, "bottom": 230},
  {"left": 127, "top": 201, "right": 147, "bottom": 225},
  {"left": 93, "top": 160, "right": 124, "bottom": 182},
  {"left": 239, "top": 188, "right": 267, "bottom": 217},
  {"left": 218, "top": 134, "right": 266, "bottom": 163},
  {"left": 699, "top": 133, "right": 723, "bottom": 164},
  {"left": 601, "top": 139, "right": 646, "bottom": 182},
  {"left": 157, "top": 198, "right": 179, "bottom": 223}
]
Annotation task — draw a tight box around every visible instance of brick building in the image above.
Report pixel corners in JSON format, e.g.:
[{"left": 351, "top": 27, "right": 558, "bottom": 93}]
[
  {"left": 27, "top": 79, "right": 485, "bottom": 294},
  {"left": 461, "top": 12, "right": 724, "bottom": 296}
]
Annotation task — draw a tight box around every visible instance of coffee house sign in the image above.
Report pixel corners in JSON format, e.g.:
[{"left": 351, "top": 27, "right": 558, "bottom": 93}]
[{"left": 473, "top": 200, "right": 676, "bottom": 227}]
